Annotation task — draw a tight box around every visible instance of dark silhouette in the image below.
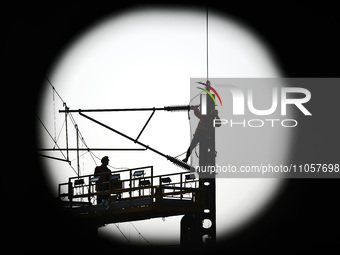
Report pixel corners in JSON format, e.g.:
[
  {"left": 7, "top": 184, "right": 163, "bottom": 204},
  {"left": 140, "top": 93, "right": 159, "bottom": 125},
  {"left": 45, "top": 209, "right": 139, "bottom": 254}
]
[
  {"left": 94, "top": 156, "right": 111, "bottom": 204},
  {"left": 183, "top": 106, "right": 221, "bottom": 163}
]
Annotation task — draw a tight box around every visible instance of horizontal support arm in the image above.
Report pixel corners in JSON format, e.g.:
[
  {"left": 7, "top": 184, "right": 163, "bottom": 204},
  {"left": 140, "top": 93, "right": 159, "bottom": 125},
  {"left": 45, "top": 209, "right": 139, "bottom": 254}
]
[
  {"left": 37, "top": 148, "right": 146, "bottom": 151},
  {"left": 38, "top": 154, "right": 71, "bottom": 163},
  {"left": 59, "top": 105, "right": 193, "bottom": 113}
]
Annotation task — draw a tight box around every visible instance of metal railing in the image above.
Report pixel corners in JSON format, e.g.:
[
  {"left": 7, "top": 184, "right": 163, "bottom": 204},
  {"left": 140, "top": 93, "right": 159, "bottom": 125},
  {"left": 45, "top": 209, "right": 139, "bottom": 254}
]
[{"left": 58, "top": 166, "right": 200, "bottom": 211}]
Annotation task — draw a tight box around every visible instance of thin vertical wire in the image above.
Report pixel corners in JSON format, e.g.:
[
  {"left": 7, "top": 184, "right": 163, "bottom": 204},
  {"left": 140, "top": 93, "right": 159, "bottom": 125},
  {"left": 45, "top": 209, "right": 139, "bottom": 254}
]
[
  {"left": 206, "top": 7, "right": 209, "bottom": 82},
  {"left": 52, "top": 87, "right": 57, "bottom": 148}
]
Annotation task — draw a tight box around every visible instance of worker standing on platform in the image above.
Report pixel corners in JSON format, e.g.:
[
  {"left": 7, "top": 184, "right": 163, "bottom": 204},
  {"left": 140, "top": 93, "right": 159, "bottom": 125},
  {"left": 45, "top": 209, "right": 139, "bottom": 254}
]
[
  {"left": 182, "top": 106, "right": 221, "bottom": 163},
  {"left": 94, "top": 156, "right": 111, "bottom": 205}
]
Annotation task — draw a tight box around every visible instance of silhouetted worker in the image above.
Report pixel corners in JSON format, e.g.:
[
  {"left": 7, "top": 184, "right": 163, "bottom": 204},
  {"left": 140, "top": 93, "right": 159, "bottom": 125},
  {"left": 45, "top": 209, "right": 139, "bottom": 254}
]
[
  {"left": 182, "top": 106, "right": 221, "bottom": 163},
  {"left": 94, "top": 156, "right": 111, "bottom": 204}
]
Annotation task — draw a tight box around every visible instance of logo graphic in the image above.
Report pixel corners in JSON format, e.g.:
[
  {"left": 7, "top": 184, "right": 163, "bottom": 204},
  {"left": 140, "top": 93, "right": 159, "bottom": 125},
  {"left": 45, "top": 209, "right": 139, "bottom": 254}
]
[
  {"left": 196, "top": 82, "right": 223, "bottom": 106},
  {"left": 193, "top": 79, "right": 312, "bottom": 128}
]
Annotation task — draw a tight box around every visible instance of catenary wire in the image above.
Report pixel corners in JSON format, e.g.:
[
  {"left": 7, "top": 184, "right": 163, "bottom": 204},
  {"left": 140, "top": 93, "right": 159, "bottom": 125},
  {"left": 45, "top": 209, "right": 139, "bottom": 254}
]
[
  {"left": 114, "top": 224, "right": 130, "bottom": 244},
  {"left": 130, "top": 222, "right": 152, "bottom": 246}
]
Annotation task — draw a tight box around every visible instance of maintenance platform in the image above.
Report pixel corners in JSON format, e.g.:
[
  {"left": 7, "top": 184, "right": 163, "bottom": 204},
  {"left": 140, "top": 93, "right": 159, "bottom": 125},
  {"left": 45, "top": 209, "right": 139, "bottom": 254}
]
[{"left": 58, "top": 166, "right": 203, "bottom": 226}]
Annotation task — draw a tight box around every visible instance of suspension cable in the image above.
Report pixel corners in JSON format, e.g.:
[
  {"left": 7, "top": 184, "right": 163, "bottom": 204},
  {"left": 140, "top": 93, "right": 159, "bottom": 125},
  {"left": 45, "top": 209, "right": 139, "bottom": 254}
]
[
  {"left": 42, "top": 77, "right": 100, "bottom": 171},
  {"left": 206, "top": 6, "right": 209, "bottom": 82},
  {"left": 52, "top": 87, "right": 57, "bottom": 147},
  {"left": 36, "top": 114, "right": 78, "bottom": 175},
  {"left": 130, "top": 222, "right": 152, "bottom": 246},
  {"left": 46, "top": 76, "right": 66, "bottom": 104},
  {"left": 114, "top": 224, "right": 130, "bottom": 244}
]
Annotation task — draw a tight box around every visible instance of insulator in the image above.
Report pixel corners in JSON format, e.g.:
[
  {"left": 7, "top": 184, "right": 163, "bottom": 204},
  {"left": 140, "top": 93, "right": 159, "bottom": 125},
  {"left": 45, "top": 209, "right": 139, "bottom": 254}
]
[{"left": 166, "top": 155, "right": 194, "bottom": 171}]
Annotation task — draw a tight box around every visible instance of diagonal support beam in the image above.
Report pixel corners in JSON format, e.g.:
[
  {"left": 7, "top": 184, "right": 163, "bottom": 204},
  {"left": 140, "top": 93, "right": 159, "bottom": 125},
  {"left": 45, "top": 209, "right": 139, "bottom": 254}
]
[
  {"left": 79, "top": 112, "right": 167, "bottom": 159},
  {"left": 135, "top": 109, "right": 155, "bottom": 142},
  {"left": 78, "top": 112, "right": 193, "bottom": 171}
]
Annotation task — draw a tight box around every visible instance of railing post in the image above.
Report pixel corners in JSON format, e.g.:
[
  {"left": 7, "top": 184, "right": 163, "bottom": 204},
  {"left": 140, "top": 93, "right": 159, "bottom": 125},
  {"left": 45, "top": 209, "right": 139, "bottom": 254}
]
[
  {"left": 180, "top": 173, "right": 183, "bottom": 200},
  {"left": 129, "top": 169, "right": 132, "bottom": 208},
  {"left": 68, "top": 180, "right": 73, "bottom": 208},
  {"left": 151, "top": 166, "right": 154, "bottom": 198},
  {"left": 88, "top": 176, "right": 91, "bottom": 205}
]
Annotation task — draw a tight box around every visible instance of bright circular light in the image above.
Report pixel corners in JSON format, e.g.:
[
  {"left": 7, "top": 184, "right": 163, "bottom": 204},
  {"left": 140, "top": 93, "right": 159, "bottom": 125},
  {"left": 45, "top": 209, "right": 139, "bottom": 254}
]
[{"left": 39, "top": 7, "right": 289, "bottom": 245}]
